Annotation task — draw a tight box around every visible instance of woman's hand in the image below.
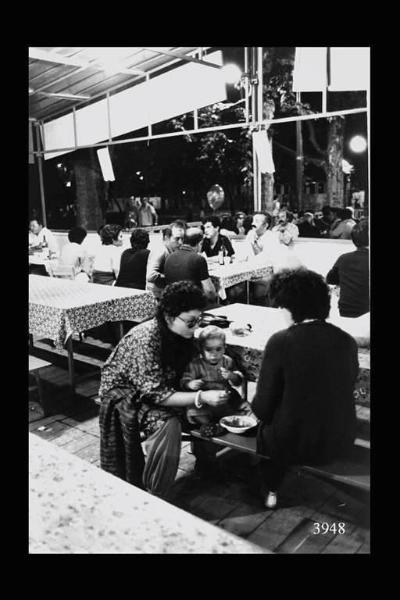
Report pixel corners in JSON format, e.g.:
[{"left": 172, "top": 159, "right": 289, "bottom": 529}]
[
  {"left": 201, "top": 390, "right": 229, "bottom": 407},
  {"left": 187, "top": 379, "right": 204, "bottom": 391}
]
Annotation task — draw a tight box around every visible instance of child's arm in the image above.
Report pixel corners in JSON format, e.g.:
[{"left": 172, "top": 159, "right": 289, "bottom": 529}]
[
  {"left": 220, "top": 356, "right": 243, "bottom": 386},
  {"left": 180, "top": 360, "right": 204, "bottom": 391}
]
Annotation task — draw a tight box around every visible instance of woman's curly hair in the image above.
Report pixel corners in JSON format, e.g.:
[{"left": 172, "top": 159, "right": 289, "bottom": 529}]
[
  {"left": 268, "top": 268, "right": 330, "bottom": 323},
  {"left": 100, "top": 224, "right": 123, "bottom": 245},
  {"left": 157, "top": 281, "right": 207, "bottom": 320},
  {"left": 130, "top": 228, "right": 150, "bottom": 252}
]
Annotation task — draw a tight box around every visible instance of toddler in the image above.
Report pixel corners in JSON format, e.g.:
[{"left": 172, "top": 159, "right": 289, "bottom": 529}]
[{"left": 181, "top": 325, "right": 250, "bottom": 425}]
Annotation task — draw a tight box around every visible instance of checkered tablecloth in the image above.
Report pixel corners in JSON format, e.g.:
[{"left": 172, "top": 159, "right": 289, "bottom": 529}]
[{"left": 29, "top": 275, "right": 157, "bottom": 348}]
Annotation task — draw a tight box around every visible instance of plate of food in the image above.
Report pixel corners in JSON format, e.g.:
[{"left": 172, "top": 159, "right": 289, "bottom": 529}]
[
  {"left": 219, "top": 415, "right": 258, "bottom": 434},
  {"left": 229, "top": 321, "right": 252, "bottom": 336}
]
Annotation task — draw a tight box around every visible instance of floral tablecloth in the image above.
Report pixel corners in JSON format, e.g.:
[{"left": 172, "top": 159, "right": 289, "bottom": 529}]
[
  {"left": 206, "top": 304, "right": 370, "bottom": 407},
  {"left": 208, "top": 261, "right": 273, "bottom": 300},
  {"left": 29, "top": 275, "right": 157, "bottom": 348}
]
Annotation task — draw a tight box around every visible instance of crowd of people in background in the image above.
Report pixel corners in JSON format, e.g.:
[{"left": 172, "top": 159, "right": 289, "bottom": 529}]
[{"left": 29, "top": 203, "right": 369, "bottom": 320}]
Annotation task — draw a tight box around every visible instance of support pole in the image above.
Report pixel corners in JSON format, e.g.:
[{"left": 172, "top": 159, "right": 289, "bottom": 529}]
[
  {"left": 34, "top": 123, "right": 47, "bottom": 227},
  {"left": 295, "top": 92, "right": 304, "bottom": 211},
  {"left": 244, "top": 47, "right": 250, "bottom": 124},
  {"left": 251, "top": 47, "right": 261, "bottom": 213},
  {"left": 366, "top": 69, "right": 370, "bottom": 217}
]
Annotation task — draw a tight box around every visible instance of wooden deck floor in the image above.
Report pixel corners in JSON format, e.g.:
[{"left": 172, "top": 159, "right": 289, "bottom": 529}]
[{"left": 29, "top": 335, "right": 370, "bottom": 554}]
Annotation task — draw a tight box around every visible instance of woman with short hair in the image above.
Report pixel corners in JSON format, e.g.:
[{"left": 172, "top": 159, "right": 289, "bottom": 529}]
[
  {"left": 91, "top": 224, "right": 123, "bottom": 285},
  {"left": 115, "top": 228, "right": 150, "bottom": 289},
  {"left": 99, "top": 281, "right": 230, "bottom": 498},
  {"left": 252, "top": 268, "right": 358, "bottom": 509}
]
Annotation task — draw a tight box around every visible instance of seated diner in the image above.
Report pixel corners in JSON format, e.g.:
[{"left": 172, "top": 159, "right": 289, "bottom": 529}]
[
  {"left": 251, "top": 268, "right": 359, "bottom": 509},
  {"left": 91, "top": 224, "right": 123, "bottom": 285},
  {"left": 99, "top": 281, "right": 230, "bottom": 499}
]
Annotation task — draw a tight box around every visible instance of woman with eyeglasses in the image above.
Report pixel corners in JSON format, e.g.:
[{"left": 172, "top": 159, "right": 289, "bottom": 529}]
[{"left": 99, "top": 281, "right": 229, "bottom": 499}]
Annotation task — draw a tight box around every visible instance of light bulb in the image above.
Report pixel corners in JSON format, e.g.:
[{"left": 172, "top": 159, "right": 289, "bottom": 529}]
[
  {"left": 349, "top": 135, "right": 367, "bottom": 153},
  {"left": 221, "top": 63, "right": 242, "bottom": 85}
]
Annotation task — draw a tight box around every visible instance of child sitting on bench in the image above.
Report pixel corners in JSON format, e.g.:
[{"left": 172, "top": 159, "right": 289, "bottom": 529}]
[{"left": 181, "top": 325, "right": 249, "bottom": 425}]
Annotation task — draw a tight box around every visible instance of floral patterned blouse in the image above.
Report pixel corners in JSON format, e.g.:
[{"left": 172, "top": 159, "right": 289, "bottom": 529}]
[
  {"left": 99, "top": 318, "right": 177, "bottom": 404},
  {"left": 99, "top": 318, "right": 186, "bottom": 438}
]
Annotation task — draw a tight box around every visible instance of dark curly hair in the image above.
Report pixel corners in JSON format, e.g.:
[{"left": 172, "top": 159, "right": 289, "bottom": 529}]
[
  {"left": 100, "top": 224, "right": 122, "bottom": 245},
  {"left": 157, "top": 281, "right": 207, "bottom": 321},
  {"left": 203, "top": 215, "right": 221, "bottom": 228},
  {"left": 268, "top": 268, "right": 330, "bottom": 323},
  {"left": 351, "top": 218, "right": 368, "bottom": 247},
  {"left": 68, "top": 226, "right": 87, "bottom": 244},
  {"left": 130, "top": 228, "right": 149, "bottom": 252}
]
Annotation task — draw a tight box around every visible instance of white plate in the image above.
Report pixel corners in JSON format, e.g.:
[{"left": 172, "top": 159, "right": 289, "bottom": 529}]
[{"left": 219, "top": 415, "right": 258, "bottom": 434}]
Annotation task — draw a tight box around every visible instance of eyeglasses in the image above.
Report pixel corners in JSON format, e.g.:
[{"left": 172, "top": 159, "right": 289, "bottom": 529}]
[{"left": 177, "top": 315, "right": 202, "bottom": 328}]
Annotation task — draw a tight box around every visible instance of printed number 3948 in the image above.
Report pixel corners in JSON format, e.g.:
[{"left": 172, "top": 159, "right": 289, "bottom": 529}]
[{"left": 313, "top": 522, "right": 345, "bottom": 535}]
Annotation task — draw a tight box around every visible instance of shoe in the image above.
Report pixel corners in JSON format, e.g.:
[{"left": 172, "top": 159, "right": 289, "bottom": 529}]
[{"left": 264, "top": 491, "right": 277, "bottom": 509}]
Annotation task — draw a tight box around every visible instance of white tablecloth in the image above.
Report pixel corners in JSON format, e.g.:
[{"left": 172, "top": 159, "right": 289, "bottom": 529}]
[{"left": 29, "top": 434, "right": 269, "bottom": 554}]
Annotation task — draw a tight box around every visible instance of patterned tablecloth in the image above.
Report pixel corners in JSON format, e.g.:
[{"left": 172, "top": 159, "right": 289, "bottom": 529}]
[
  {"left": 207, "top": 260, "right": 273, "bottom": 299},
  {"left": 29, "top": 275, "right": 157, "bottom": 348},
  {"left": 206, "top": 304, "right": 370, "bottom": 407}
]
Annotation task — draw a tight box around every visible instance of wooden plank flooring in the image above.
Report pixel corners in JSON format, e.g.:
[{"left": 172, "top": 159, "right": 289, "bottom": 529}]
[{"left": 28, "top": 336, "right": 370, "bottom": 554}]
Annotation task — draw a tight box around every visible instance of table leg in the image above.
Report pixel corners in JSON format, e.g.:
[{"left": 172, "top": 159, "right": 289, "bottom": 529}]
[
  {"left": 29, "top": 333, "right": 34, "bottom": 348},
  {"left": 246, "top": 281, "right": 250, "bottom": 304},
  {"left": 117, "top": 322, "right": 124, "bottom": 340},
  {"left": 65, "top": 336, "right": 75, "bottom": 390}
]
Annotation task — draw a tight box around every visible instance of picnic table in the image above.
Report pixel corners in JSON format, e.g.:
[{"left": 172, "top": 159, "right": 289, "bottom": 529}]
[
  {"left": 29, "top": 434, "right": 270, "bottom": 554},
  {"left": 207, "top": 259, "right": 273, "bottom": 302},
  {"left": 29, "top": 275, "right": 157, "bottom": 387},
  {"left": 204, "top": 304, "right": 370, "bottom": 404}
]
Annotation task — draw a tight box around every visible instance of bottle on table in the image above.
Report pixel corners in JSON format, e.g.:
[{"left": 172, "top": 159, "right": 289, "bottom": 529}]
[
  {"left": 218, "top": 245, "right": 226, "bottom": 265},
  {"left": 42, "top": 235, "right": 49, "bottom": 258}
]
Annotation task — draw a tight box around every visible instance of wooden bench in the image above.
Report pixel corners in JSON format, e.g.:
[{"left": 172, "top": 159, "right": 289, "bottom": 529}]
[
  {"left": 29, "top": 355, "right": 52, "bottom": 406},
  {"left": 189, "top": 429, "right": 370, "bottom": 493}
]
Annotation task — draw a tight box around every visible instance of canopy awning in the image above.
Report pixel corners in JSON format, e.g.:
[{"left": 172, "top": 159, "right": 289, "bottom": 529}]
[{"left": 29, "top": 47, "right": 217, "bottom": 122}]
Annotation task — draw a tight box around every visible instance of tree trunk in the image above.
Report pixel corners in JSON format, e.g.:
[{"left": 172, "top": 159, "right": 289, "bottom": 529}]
[
  {"left": 326, "top": 117, "right": 344, "bottom": 208},
  {"left": 73, "top": 148, "right": 105, "bottom": 230}
]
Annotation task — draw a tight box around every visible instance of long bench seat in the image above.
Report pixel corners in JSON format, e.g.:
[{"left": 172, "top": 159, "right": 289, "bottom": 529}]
[{"left": 189, "top": 429, "right": 370, "bottom": 493}]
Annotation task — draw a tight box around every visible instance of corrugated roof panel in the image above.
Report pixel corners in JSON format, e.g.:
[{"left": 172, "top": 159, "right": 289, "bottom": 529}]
[{"left": 29, "top": 47, "right": 206, "bottom": 121}]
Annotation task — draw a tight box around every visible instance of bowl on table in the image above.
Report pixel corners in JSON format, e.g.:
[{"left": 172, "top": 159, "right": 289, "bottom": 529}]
[
  {"left": 229, "top": 321, "right": 252, "bottom": 336},
  {"left": 219, "top": 415, "right": 258, "bottom": 434}
]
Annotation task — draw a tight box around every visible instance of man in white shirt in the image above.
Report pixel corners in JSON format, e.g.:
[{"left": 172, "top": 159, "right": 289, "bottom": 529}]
[
  {"left": 29, "top": 219, "right": 59, "bottom": 256},
  {"left": 138, "top": 198, "right": 158, "bottom": 227},
  {"left": 244, "top": 213, "right": 280, "bottom": 264},
  {"left": 272, "top": 210, "right": 299, "bottom": 246},
  {"left": 59, "top": 226, "right": 91, "bottom": 278},
  {"left": 244, "top": 212, "right": 283, "bottom": 305}
]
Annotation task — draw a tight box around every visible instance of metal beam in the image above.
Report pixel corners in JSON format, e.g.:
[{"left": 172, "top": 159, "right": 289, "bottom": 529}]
[
  {"left": 32, "top": 90, "right": 91, "bottom": 100},
  {"left": 34, "top": 124, "right": 47, "bottom": 227},
  {"left": 140, "top": 47, "right": 221, "bottom": 70},
  {"left": 29, "top": 47, "right": 145, "bottom": 76},
  {"left": 32, "top": 106, "right": 367, "bottom": 158}
]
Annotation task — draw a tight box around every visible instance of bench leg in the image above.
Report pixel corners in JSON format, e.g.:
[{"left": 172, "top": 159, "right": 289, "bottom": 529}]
[{"left": 65, "top": 336, "right": 76, "bottom": 390}]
